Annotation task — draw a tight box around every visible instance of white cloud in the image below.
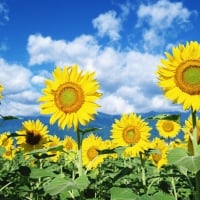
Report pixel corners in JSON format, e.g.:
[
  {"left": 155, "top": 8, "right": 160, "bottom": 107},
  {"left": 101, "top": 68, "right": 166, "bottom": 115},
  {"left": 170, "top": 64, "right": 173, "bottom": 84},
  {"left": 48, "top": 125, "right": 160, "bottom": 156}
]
[
  {"left": 0, "top": 2, "right": 9, "bottom": 25},
  {"left": 0, "top": 58, "right": 43, "bottom": 116},
  {"left": 31, "top": 70, "right": 51, "bottom": 85},
  {"left": 0, "top": 100, "right": 39, "bottom": 116},
  {"left": 92, "top": 10, "right": 121, "bottom": 41},
  {"left": 0, "top": 58, "right": 32, "bottom": 94},
  {"left": 151, "top": 95, "right": 182, "bottom": 112},
  {"left": 28, "top": 34, "right": 99, "bottom": 66},
  {"left": 137, "top": 0, "right": 191, "bottom": 29},
  {"left": 99, "top": 94, "right": 135, "bottom": 115},
  {"left": 136, "top": 0, "right": 194, "bottom": 50},
  {"left": 26, "top": 33, "right": 181, "bottom": 115}
]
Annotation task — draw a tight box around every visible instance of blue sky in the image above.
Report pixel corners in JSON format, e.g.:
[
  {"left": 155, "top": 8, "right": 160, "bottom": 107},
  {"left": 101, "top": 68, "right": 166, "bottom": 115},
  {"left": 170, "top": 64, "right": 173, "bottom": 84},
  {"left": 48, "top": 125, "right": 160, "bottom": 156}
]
[{"left": 0, "top": 0, "right": 200, "bottom": 116}]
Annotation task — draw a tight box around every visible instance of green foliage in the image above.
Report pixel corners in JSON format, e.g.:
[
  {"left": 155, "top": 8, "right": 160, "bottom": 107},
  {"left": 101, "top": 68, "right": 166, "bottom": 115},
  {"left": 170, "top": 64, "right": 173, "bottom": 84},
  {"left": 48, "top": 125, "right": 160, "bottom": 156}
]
[{"left": 147, "top": 113, "right": 180, "bottom": 123}]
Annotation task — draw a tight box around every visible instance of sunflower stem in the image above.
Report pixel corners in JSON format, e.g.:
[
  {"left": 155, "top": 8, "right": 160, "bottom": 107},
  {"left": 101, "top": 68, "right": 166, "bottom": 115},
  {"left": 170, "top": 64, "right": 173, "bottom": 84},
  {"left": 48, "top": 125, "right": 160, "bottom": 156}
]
[
  {"left": 191, "top": 108, "right": 200, "bottom": 200},
  {"left": 76, "top": 127, "right": 83, "bottom": 176},
  {"left": 139, "top": 152, "right": 147, "bottom": 194}
]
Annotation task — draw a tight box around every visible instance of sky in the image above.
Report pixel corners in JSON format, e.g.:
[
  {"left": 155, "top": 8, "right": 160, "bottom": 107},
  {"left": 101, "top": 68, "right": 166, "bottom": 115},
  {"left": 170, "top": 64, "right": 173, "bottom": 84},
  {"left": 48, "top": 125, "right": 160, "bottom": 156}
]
[{"left": 0, "top": 0, "right": 200, "bottom": 116}]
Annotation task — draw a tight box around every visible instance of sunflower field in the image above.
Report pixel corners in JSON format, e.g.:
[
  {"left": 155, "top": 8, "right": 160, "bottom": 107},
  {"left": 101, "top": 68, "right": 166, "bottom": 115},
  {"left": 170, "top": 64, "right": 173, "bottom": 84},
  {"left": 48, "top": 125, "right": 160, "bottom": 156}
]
[{"left": 1, "top": 41, "right": 200, "bottom": 200}]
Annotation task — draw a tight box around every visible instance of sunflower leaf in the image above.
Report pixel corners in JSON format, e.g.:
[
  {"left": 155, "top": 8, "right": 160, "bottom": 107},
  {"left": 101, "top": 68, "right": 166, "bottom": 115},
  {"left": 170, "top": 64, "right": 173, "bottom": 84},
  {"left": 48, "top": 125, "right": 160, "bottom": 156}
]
[
  {"left": 146, "top": 114, "right": 180, "bottom": 123},
  {"left": 75, "top": 175, "right": 90, "bottom": 191},
  {"left": 110, "top": 187, "right": 137, "bottom": 200},
  {"left": 78, "top": 127, "right": 102, "bottom": 135},
  {"left": 44, "top": 175, "right": 76, "bottom": 196},
  {"left": 0, "top": 115, "right": 22, "bottom": 120},
  {"left": 30, "top": 167, "right": 56, "bottom": 179},
  {"left": 26, "top": 145, "right": 64, "bottom": 155},
  {"left": 168, "top": 147, "right": 200, "bottom": 173},
  {"left": 97, "top": 148, "right": 116, "bottom": 155}
]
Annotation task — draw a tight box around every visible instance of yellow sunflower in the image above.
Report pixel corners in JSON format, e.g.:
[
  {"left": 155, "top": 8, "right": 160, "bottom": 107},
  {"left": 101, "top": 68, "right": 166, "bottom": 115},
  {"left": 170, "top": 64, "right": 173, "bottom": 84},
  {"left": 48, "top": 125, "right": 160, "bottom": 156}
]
[
  {"left": 149, "top": 138, "right": 168, "bottom": 169},
  {"left": 63, "top": 136, "right": 77, "bottom": 152},
  {"left": 111, "top": 113, "right": 151, "bottom": 157},
  {"left": 157, "top": 41, "right": 200, "bottom": 111},
  {"left": 38, "top": 65, "right": 102, "bottom": 130},
  {"left": 0, "top": 83, "right": 3, "bottom": 100},
  {"left": 82, "top": 134, "right": 107, "bottom": 170},
  {"left": 16, "top": 119, "right": 49, "bottom": 152},
  {"left": 0, "top": 132, "right": 16, "bottom": 160},
  {"left": 156, "top": 120, "right": 181, "bottom": 139}
]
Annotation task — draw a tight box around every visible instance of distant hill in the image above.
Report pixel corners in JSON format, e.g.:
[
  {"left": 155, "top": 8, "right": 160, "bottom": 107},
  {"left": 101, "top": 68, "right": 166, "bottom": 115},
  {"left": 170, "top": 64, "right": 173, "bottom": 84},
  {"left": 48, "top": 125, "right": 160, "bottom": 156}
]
[{"left": 0, "top": 111, "right": 193, "bottom": 141}]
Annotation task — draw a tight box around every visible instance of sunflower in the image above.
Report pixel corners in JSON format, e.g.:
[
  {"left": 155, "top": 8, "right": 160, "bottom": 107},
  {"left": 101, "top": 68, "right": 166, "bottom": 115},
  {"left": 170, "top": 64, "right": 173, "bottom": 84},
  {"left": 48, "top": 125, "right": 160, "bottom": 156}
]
[
  {"left": 0, "top": 132, "right": 16, "bottom": 160},
  {"left": 63, "top": 136, "right": 77, "bottom": 152},
  {"left": 0, "top": 83, "right": 3, "bottom": 100},
  {"left": 149, "top": 138, "right": 168, "bottom": 169},
  {"left": 16, "top": 119, "right": 49, "bottom": 152},
  {"left": 82, "top": 134, "right": 107, "bottom": 170},
  {"left": 156, "top": 120, "right": 181, "bottom": 139},
  {"left": 157, "top": 41, "right": 200, "bottom": 111},
  {"left": 38, "top": 65, "right": 102, "bottom": 130},
  {"left": 111, "top": 113, "right": 151, "bottom": 157}
]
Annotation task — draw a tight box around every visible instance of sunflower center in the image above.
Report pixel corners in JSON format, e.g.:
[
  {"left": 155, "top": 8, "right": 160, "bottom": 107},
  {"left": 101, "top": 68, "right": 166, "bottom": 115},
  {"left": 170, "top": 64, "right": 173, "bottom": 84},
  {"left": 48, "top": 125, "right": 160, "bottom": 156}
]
[
  {"left": 26, "top": 131, "right": 41, "bottom": 145},
  {"left": 65, "top": 142, "right": 73, "bottom": 150},
  {"left": 55, "top": 82, "right": 84, "bottom": 113},
  {"left": 162, "top": 121, "right": 174, "bottom": 132},
  {"left": 175, "top": 60, "right": 200, "bottom": 95},
  {"left": 87, "top": 146, "right": 98, "bottom": 161},
  {"left": 152, "top": 151, "right": 162, "bottom": 163},
  {"left": 123, "top": 126, "right": 140, "bottom": 145}
]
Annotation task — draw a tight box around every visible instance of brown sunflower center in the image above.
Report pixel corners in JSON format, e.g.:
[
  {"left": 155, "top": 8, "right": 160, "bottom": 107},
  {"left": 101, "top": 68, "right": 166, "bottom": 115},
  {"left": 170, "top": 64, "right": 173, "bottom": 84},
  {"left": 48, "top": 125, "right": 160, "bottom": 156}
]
[
  {"left": 123, "top": 126, "right": 140, "bottom": 145},
  {"left": 26, "top": 131, "right": 41, "bottom": 145},
  {"left": 65, "top": 141, "right": 73, "bottom": 150},
  {"left": 175, "top": 60, "right": 200, "bottom": 95},
  {"left": 162, "top": 121, "right": 174, "bottom": 132},
  {"left": 55, "top": 82, "right": 84, "bottom": 113},
  {"left": 87, "top": 146, "right": 98, "bottom": 161},
  {"left": 152, "top": 151, "right": 162, "bottom": 163}
]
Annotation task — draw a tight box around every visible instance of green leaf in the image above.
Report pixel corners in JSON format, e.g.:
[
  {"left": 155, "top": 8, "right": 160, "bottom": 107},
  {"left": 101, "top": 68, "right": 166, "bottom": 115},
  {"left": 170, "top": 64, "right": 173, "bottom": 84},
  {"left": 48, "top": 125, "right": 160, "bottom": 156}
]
[
  {"left": 30, "top": 167, "right": 56, "bottom": 179},
  {"left": 44, "top": 175, "right": 76, "bottom": 196},
  {"left": 168, "top": 147, "right": 200, "bottom": 173},
  {"left": 167, "top": 147, "right": 188, "bottom": 164},
  {"left": 27, "top": 145, "right": 64, "bottom": 155},
  {"left": 0, "top": 115, "right": 22, "bottom": 120},
  {"left": 0, "top": 146, "right": 5, "bottom": 156},
  {"left": 110, "top": 187, "right": 137, "bottom": 200},
  {"left": 153, "top": 192, "right": 175, "bottom": 200},
  {"left": 137, "top": 192, "right": 175, "bottom": 200},
  {"left": 75, "top": 175, "right": 90, "bottom": 191},
  {"left": 113, "top": 146, "right": 126, "bottom": 156},
  {"left": 146, "top": 114, "right": 180, "bottom": 123},
  {"left": 78, "top": 127, "right": 102, "bottom": 135}
]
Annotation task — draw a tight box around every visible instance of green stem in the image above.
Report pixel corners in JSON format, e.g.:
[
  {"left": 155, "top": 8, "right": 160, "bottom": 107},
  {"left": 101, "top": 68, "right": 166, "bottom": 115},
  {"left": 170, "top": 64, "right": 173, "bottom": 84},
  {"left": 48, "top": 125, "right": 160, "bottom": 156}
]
[
  {"left": 191, "top": 108, "right": 200, "bottom": 200},
  {"left": 139, "top": 152, "right": 147, "bottom": 194},
  {"left": 171, "top": 176, "right": 178, "bottom": 200},
  {"left": 76, "top": 127, "right": 84, "bottom": 200},
  {"left": 77, "top": 128, "right": 83, "bottom": 176}
]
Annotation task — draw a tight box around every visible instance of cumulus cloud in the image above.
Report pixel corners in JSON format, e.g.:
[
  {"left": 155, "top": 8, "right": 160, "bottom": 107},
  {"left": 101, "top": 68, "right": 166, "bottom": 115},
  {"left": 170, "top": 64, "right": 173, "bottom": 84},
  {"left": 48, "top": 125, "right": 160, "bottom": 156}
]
[
  {"left": 0, "top": 58, "right": 32, "bottom": 94},
  {"left": 0, "top": 1, "right": 9, "bottom": 25},
  {"left": 26, "top": 33, "right": 174, "bottom": 114},
  {"left": 136, "top": 0, "right": 194, "bottom": 51},
  {"left": 0, "top": 58, "right": 43, "bottom": 116},
  {"left": 99, "top": 94, "right": 135, "bottom": 114},
  {"left": 31, "top": 70, "right": 51, "bottom": 85},
  {"left": 2, "top": 1, "right": 193, "bottom": 116},
  {"left": 92, "top": 10, "right": 121, "bottom": 41},
  {"left": 27, "top": 34, "right": 99, "bottom": 66}
]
